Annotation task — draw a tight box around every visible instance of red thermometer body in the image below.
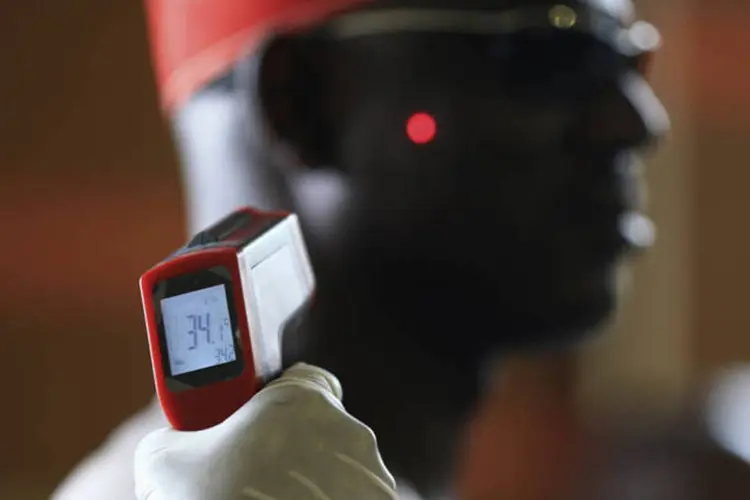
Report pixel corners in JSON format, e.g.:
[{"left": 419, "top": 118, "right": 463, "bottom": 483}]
[{"left": 140, "top": 207, "right": 315, "bottom": 431}]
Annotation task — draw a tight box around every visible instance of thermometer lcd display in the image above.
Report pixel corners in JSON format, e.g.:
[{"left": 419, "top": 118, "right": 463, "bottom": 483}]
[{"left": 160, "top": 284, "right": 237, "bottom": 376}]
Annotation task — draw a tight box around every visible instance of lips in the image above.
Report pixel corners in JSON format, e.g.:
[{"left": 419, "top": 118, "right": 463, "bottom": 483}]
[
  {"left": 559, "top": 153, "right": 653, "bottom": 258},
  {"left": 546, "top": 204, "right": 649, "bottom": 270},
  {"left": 619, "top": 211, "right": 656, "bottom": 250}
]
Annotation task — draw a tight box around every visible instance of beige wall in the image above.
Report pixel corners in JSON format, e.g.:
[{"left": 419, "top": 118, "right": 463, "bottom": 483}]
[
  {"left": 578, "top": 0, "right": 695, "bottom": 418},
  {"left": 691, "top": 2, "right": 750, "bottom": 378},
  {"left": 579, "top": 0, "right": 750, "bottom": 417}
]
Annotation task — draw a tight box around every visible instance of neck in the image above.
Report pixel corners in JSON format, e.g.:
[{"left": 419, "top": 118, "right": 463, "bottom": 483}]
[{"left": 284, "top": 257, "right": 481, "bottom": 499}]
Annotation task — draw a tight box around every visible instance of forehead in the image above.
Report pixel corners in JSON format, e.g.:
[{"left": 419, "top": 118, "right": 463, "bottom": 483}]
[{"left": 364, "top": 0, "right": 634, "bottom": 21}]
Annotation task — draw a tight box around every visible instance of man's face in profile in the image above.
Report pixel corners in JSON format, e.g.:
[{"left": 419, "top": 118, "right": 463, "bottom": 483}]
[
  {"left": 293, "top": 0, "right": 669, "bottom": 353},
  {"left": 250, "top": 0, "right": 671, "bottom": 363}
]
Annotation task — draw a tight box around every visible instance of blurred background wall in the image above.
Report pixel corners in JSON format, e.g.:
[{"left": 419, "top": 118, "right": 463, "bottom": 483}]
[
  {"left": 580, "top": 0, "right": 750, "bottom": 416},
  {"left": 1, "top": 0, "right": 750, "bottom": 498},
  {"left": 578, "top": 0, "right": 695, "bottom": 420}
]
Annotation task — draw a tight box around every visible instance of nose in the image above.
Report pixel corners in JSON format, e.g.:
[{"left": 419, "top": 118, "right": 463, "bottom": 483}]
[
  {"left": 579, "top": 72, "right": 671, "bottom": 152},
  {"left": 618, "top": 72, "right": 671, "bottom": 147}
]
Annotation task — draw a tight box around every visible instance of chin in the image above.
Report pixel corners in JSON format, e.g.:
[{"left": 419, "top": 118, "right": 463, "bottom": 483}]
[
  {"left": 365, "top": 250, "right": 624, "bottom": 363},
  {"left": 489, "top": 293, "right": 615, "bottom": 355},
  {"left": 545, "top": 292, "right": 617, "bottom": 347},
  {"left": 490, "top": 265, "right": 623, "bottom": 353},
  {"left": 395, "top": 277, "right": 616, "bottom": 369}
]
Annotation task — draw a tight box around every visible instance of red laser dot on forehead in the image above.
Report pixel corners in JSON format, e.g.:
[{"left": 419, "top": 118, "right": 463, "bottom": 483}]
[{"left": 406, "top": 112, "right": 437, "bottom": 144}]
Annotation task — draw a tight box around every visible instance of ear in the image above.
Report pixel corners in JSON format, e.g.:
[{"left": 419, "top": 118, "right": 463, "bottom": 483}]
[{"left": 258, "top": 36, "right": 335, "bottom": 168}]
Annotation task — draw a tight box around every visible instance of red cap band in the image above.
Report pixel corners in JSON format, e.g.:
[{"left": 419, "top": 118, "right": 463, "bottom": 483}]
[{"left": 145, "top": 0, "right": 368, "bottom": 114}]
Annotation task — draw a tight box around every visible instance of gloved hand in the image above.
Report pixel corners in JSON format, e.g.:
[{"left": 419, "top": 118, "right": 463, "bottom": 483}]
[{"left": 134, "top": 363, "right": 398, "bottom": 500}]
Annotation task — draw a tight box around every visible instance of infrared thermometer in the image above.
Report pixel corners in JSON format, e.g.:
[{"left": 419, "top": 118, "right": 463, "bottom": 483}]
[{"left": 139, "top": 207, "right": 315, "bottom": 431}]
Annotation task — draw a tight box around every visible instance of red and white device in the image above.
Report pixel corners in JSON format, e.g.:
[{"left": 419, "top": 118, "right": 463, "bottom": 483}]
[{"left": 140, "top": 207, "right": 315, "bottom": 431}]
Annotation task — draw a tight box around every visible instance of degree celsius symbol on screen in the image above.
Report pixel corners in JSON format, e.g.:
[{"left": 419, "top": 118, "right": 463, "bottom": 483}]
[{"left": 160, "top": 284, "right": 237, "bottom": 376}]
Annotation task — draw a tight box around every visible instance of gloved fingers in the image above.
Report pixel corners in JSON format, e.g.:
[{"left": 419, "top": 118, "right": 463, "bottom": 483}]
[
  {"left": 290, "top": 448, "right": 399, "bottom": 500},
  {"left": 272, "top": 363, "right": 396, "bottom": 492},
  {"left": 253, "top": 450, "right": 398, "bottom": 500},
  {"left": 221, "top": 362, "right": 343, "bottom": 433},
  {"left": 289, "top": 422, "right": 397, "bottom": 500},
  {"left": 134, "top": 363, "right": 396, "bottom": 500},
  {"left": 265, "top": 362, "right": 343, "bottom": 401},
  {"left": 134, "top": 427, "right": 175, "bottom": 500},
  {"left": 135, "top": 426, "right": 222, "bottom": 500},
  {"left": 223, "top": 363, "right": 396, "bottom": 499},
  {"left": 233, "top": 435, "right": 398, "bottom": 500},
  {"left": 330, "top": 427, "right": 397, "bottom": 495},
  {"left": 236, "top": 388, "right": 397, "bottom": 499}
]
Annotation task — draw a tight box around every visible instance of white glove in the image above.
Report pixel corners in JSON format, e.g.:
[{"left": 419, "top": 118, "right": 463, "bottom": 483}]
[{"left": 134, "top": 363, "right": 399, "bottom": 500}]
